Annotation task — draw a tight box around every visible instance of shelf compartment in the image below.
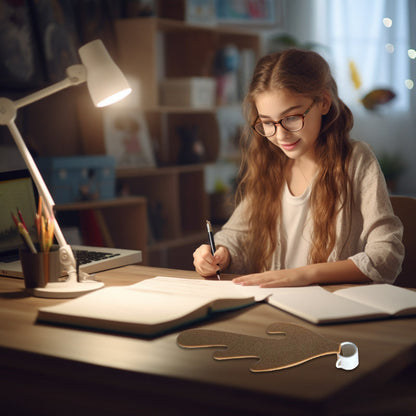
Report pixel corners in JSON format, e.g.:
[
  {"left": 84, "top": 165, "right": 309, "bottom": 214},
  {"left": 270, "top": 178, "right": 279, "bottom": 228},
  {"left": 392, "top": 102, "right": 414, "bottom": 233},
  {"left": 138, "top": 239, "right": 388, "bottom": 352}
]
[
  {"left": 159, "top": 112, "right": 220, "bottom": 166},
  {"left": 119, "top": 173, "right": 180, "bottom": 241},
  {"left": 55, "top": 196, "right": 148, "bottom": 263},
  {"left": 116, "top": 164, "right": 207, "bottom": 243}
]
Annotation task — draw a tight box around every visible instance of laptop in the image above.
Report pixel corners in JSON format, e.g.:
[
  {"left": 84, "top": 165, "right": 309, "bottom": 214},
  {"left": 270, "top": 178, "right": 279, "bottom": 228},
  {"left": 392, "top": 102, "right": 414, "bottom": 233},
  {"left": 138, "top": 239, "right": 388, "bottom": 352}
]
[{"left": 0, "top": 169, "right": 142, "bottom": 278}]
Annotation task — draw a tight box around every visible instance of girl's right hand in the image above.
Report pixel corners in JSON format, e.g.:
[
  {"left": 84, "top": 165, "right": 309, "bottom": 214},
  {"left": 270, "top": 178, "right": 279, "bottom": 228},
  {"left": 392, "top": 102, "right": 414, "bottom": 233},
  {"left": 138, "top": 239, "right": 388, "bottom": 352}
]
[{"left": 193, "top": 244, "right": 230, "bottom": 277}]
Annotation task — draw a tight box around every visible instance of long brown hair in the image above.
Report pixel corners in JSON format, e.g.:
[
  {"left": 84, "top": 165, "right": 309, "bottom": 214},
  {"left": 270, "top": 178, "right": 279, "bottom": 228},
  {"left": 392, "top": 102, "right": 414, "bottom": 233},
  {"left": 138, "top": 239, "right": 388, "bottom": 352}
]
[{"left": 237, "top": 49, "right": 353, "bottom": 272}]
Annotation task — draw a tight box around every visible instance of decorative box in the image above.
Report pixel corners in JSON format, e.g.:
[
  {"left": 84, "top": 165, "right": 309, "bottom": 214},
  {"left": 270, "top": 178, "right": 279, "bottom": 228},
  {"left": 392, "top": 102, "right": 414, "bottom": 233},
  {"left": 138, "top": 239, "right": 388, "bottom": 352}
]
[
  {"left": 160, "top": 77, "right": 216, "bottom": 108},
  {"left": 35, "top": 155, "right": 116, "bottom": 204}
]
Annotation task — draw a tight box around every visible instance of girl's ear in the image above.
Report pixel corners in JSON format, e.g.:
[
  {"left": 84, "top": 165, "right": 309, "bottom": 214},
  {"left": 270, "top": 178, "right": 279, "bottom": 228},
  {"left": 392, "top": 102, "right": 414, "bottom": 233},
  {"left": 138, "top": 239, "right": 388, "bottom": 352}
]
[{"left": 320, "top": 91, "right": 332, "bottom": 115}]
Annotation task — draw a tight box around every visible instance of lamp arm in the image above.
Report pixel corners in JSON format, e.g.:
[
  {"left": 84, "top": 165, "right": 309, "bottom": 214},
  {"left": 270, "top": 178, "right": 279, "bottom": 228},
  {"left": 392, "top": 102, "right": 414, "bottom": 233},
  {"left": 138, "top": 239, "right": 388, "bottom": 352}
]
[
  {"left": 14, "top": 65, "right": 86, "bottom": 110},
  {"left": 7, "top": 119, "right": 79, "bottom": 282},
  {"left": 0, "top": 64, "right": 89, "bottom": 284}
]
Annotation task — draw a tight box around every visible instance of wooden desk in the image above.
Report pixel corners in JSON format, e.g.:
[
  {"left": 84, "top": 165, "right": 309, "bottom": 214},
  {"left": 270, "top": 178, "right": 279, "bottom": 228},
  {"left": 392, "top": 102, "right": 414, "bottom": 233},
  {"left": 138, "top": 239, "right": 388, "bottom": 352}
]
[{"left": 0, "top": 266, "right": 415, "bottom": 416}]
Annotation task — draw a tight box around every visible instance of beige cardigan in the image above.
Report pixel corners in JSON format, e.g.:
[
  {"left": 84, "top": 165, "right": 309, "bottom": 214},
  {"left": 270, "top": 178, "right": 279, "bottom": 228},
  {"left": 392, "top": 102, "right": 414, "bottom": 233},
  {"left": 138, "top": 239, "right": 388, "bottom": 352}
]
[{"left": 215, "top": 141, "right": 404, "bottom": 284}]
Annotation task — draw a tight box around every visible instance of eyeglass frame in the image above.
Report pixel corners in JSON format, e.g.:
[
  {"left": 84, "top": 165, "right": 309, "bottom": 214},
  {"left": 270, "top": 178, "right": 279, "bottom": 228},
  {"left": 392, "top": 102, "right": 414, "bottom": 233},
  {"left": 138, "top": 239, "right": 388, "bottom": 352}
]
[{"left": 251, "top": 100, "right": 315, "bottom": 137}]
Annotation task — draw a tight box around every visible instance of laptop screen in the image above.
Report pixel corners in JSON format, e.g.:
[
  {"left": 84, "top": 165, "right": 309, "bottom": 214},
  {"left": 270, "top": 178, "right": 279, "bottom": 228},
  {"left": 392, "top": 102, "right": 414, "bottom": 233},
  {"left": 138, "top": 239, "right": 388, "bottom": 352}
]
[
  {"left": 0, "top": 169, "right": 142, "bottom": 278},
  {"left": 0, "top": 169, "right": 38, "bottom": 253}
]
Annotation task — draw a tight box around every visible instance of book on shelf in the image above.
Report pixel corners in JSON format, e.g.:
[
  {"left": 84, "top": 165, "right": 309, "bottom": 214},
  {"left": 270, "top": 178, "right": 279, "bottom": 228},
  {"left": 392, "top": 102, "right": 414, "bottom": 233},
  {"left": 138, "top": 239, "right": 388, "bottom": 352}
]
[{"left": 37, "top": 277, "right": 416, "bottom": 337}]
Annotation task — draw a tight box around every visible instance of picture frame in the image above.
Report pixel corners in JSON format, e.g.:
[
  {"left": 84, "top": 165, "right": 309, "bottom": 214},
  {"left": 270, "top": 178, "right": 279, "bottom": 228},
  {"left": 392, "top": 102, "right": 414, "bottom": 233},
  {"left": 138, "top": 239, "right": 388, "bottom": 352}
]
[
  {"left": 0, "top": 0, "right": 44, "bottom": 88},
  {"left": 31, "top": 0, "right": 80, "bottom": 83},
  {"left": 103, "top": 107, "right": 156, "bottom": 169},
  {"left": 216, "top": 0, "right": 282, "bottom": 27},
  {"left": 186, "top": 0, "right": 217, "bottom": 25}
]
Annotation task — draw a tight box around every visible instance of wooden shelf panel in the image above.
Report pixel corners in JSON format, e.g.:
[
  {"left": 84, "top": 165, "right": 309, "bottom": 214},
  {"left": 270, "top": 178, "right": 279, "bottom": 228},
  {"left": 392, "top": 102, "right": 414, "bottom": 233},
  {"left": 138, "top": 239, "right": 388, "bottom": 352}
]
[
  {"left": 55, "top": 196, "right": 147, "bottom": 211},
  {"left": 144, "top": 104, "right": 242, "bottom": 114},
  {"left": 154, "top": 17, "right": 262, "bottom": 37},
  {"left": 116, "top": 163, "right": 206, "bottom": 178},
  {"left": 151, "top": 106, "right": 216, "bottom": 113},
  {"left": 123, "top": 16, "right": 261, "bottom": 36},
  {"left": 114, "top": 18, "right": 159, "bottom": 107}
]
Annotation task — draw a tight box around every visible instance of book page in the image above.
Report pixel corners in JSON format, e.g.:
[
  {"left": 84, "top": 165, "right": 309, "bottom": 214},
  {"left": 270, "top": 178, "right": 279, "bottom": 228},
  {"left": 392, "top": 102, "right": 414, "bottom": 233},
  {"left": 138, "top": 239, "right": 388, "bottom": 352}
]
[
  {"left": 334, "top": 284, "right": 416, "bottom": 316},
  {"left": 134, "top": 277, "right": 272, "bottom": 303},
  {"left": 39, "top": 286, "right": 205, "bottom": 325},
  {"left": 267, "top": 286, "right": 386, "bottom": 324},
  {"left": 39, "top": 277, "right": 272, "bottom": 327}
]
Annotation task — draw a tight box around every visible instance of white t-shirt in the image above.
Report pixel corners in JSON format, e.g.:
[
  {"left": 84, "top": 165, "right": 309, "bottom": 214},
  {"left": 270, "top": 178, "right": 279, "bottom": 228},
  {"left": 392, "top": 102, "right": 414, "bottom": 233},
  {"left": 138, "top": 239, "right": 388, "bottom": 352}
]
[{"left": 280, "top": 182, "right": 312, "bottom": 269}]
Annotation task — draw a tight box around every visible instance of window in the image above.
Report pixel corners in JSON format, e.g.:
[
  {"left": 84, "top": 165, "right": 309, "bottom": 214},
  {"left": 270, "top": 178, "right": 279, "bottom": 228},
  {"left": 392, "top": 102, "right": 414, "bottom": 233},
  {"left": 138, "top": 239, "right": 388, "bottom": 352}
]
[{"left": 315, "top": 0, "right": 412, "bottom": 112}]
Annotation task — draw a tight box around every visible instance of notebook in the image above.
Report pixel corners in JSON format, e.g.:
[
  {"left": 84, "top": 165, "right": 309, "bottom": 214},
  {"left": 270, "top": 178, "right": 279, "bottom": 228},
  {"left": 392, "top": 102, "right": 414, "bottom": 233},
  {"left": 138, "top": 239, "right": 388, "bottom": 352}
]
[{"left": 0, "top": 169, "right": 142, "bottom": 278}]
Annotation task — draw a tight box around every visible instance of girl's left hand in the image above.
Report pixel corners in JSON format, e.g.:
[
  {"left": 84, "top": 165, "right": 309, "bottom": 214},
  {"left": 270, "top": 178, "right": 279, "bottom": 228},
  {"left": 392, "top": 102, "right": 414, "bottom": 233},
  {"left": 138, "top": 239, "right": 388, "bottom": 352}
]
[
  {"left": 232, "top": 260, "right": 370, "bottom": 287},
  {"left": 232, "top": 268, "right": 312, "bottom": 288}
]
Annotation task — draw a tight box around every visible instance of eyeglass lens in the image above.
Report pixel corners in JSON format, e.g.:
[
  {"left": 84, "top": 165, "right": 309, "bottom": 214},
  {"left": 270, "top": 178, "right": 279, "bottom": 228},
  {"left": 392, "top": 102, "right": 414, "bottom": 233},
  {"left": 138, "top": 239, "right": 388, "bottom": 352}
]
[{"left": 255, "top": 115, "right": 303, "bottom": 136}]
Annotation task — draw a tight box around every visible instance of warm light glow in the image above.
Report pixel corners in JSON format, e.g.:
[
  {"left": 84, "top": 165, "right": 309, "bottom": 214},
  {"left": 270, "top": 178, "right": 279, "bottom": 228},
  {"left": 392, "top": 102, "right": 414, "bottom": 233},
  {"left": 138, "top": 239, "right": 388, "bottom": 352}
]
[
  {"left": 96, "top": 88, "right": 132, "bottom": 107},
  {"left": 385, "top": 43, "right": 395, "bottom": 53},
  {"left": 408, "top": 49, "right": 416, "bottom": 59},
  {"left": 383, "top": 17, "right": 393, "bottom": 28},
  {"left": 405, "top": 79, "right": 414, "bottom": 90}
]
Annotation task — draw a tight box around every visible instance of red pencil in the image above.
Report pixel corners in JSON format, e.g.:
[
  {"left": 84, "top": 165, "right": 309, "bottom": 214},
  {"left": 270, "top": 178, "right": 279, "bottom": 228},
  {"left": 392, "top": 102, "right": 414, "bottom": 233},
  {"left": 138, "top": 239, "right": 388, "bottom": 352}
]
[
  {"left": 17, "top": 209, "right": 28, "bottom": 231},
  {"left": 11, "top": 212, "right": 19, "bottom": 227}
]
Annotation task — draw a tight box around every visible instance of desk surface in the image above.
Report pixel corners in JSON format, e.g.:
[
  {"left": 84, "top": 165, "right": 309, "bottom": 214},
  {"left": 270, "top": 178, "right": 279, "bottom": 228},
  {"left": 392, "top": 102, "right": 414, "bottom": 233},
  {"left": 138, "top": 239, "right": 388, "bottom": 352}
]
[{"left": 0, "top": 266, "right": 415, "bottom": 416}]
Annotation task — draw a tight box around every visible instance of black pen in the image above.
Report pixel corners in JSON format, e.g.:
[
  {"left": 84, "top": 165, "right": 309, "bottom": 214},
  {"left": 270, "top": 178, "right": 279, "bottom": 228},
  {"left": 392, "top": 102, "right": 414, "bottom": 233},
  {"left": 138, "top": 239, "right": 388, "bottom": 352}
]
[{"left": 206, "top": 220, "right": 220, "bottom": 280}]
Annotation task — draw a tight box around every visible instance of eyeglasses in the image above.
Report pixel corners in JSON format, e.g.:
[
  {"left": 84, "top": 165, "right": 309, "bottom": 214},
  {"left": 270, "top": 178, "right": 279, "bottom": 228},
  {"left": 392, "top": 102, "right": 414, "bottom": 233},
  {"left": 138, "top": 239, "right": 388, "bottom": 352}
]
[{"left": 252, "top": 101, "right": 315, "bottom": 137}]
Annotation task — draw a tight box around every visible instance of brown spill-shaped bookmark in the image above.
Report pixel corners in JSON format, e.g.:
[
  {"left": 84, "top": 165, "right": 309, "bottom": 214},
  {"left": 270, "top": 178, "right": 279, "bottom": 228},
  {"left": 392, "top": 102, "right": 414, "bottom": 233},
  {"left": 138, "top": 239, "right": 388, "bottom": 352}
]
[{"left": 177, "top": 322, "right": 341, "bottom": 372}]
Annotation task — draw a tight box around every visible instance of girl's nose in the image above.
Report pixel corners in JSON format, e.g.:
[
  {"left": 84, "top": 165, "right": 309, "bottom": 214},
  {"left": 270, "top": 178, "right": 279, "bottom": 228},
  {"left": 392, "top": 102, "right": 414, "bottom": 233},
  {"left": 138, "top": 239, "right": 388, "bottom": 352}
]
[{"left": 274, "top": 123, "right": 290, "bottom": 141}]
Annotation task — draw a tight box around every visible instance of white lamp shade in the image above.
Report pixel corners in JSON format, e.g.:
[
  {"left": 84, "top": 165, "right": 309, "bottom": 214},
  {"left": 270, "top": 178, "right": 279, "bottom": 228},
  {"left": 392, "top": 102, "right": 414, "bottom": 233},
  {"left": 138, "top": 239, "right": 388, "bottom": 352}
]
[{"left": 78, "top": 39, "right": 132, "bottom": 107}]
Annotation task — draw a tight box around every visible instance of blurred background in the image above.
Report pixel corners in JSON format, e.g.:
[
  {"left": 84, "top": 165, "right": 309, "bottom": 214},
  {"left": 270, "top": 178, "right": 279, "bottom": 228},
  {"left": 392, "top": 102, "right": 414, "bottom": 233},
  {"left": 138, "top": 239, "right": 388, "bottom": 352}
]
[{"left": 0, "top": 0, "right": 414, "bottom": 269}]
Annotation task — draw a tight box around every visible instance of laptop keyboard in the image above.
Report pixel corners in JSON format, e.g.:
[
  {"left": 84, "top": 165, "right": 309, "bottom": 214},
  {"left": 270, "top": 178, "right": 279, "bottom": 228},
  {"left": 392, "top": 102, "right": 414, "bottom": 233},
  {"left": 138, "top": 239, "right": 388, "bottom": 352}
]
[
  {"left": 73, "top": 249, "right": 120, "bottom": 265},
  {"left": 0, "top": 249, "right": 120, "bottom": 266}
]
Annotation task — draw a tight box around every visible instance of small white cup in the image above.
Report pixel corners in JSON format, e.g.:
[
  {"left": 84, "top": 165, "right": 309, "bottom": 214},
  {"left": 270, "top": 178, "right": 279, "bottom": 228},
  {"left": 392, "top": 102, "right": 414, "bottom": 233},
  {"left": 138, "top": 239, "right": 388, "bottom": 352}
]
[{"left": 336, "top": 342, "right": 359, "bottom": 370}]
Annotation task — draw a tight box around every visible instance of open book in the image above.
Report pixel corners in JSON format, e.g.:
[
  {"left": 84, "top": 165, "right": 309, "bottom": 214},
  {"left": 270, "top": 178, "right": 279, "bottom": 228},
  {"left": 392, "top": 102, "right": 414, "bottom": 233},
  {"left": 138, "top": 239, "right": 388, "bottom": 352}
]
[
  {"left": 37, "top": 277, "right": 270, "bottom": 336},
  {"left": 267, "top": 284, "right": 416, "bottom": 324},
  {"left": 37, "top": 277, "right": 416, "bottom": 336}
]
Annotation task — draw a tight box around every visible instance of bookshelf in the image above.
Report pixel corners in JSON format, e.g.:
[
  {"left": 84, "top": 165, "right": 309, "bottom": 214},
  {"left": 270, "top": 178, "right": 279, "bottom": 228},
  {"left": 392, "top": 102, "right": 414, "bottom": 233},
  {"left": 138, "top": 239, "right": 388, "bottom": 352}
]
[{"left": 110, "top": 17, "right": 260, "bottom": 269}]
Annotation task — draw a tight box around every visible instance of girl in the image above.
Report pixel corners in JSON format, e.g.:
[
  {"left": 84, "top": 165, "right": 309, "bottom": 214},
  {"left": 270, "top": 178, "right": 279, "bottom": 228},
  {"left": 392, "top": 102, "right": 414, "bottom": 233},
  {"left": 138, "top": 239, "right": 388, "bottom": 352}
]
[{"left": 193, "top": 49, "right": 404, "bottom": 287}]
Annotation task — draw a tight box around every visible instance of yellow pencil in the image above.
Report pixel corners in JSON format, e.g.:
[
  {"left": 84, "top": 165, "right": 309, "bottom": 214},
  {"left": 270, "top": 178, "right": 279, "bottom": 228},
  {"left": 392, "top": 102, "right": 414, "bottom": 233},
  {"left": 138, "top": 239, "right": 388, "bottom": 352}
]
[
  {"left": 45, "top": 217, "right": 54, "bottom": 252},
  {"left": 18, "top": 222, "right": 37, "bottom": 254},
  {"left": 40, "top": 218, "right": 46, "bottom": 252}
]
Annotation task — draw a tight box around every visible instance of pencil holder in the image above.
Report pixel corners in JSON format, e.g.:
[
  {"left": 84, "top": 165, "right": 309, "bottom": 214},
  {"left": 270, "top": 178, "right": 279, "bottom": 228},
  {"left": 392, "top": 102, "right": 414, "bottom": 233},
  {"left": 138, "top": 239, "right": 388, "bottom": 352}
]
[{"left": 19, "top": 248, "right": 61, "bottom": 289}]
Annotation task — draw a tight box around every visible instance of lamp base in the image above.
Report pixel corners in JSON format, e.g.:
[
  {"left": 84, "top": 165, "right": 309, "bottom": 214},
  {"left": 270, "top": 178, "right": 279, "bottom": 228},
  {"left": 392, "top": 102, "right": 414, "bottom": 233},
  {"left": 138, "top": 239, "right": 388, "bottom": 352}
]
[{"left": 28, "top": 279, "right": 104, "bottom": 298}]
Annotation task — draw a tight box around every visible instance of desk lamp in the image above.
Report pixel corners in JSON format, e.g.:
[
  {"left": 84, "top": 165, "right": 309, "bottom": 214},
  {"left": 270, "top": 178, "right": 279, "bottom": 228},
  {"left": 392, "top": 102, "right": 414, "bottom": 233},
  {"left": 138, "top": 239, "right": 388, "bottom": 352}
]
[{"left": 0, "top": 39, "right": 131, "bottom": 298}]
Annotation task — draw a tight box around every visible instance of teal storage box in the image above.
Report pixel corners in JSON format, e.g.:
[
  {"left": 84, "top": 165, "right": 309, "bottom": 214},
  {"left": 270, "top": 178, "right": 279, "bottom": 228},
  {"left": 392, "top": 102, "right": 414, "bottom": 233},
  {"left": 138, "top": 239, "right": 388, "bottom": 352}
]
[{"left": 35, "top": 155, "right": 116, "bottom": 204}]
